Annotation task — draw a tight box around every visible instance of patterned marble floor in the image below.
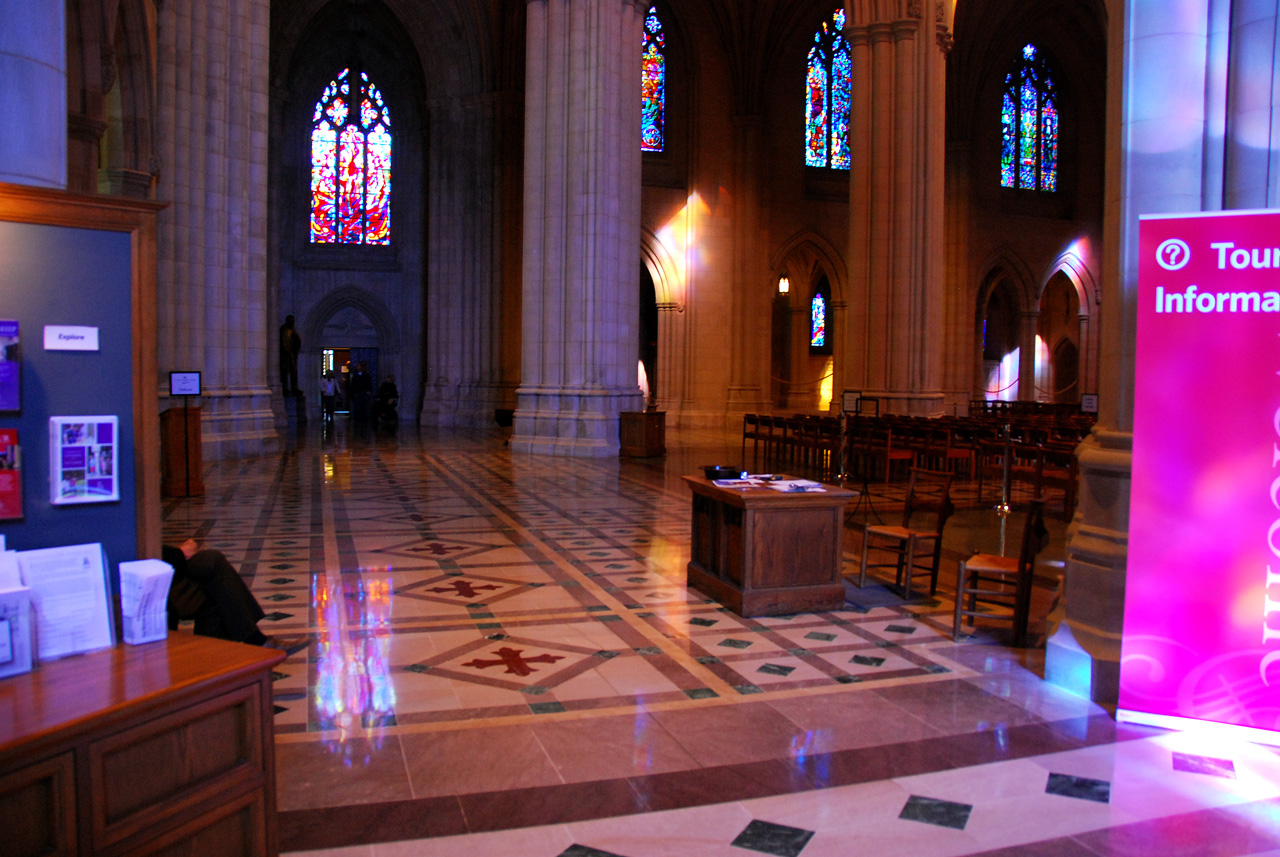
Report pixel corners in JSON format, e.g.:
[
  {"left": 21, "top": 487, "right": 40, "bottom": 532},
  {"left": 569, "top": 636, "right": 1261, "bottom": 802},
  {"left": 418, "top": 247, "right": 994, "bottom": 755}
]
[{"left": 161, "top": 421, "right": 1280, "bottom": 857}]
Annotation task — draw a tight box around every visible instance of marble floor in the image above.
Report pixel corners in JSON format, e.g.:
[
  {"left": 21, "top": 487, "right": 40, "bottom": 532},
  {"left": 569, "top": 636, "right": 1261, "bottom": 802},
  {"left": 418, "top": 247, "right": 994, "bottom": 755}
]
[{"left": 161, "top": 420, "right": 1280, "bottom": 857}]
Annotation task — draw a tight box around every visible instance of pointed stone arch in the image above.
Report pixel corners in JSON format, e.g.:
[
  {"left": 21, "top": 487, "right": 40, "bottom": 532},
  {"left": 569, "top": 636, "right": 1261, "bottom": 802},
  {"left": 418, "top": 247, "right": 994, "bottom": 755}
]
[{"left": 302, "top": 286, "right": 403, "bottom": 357}]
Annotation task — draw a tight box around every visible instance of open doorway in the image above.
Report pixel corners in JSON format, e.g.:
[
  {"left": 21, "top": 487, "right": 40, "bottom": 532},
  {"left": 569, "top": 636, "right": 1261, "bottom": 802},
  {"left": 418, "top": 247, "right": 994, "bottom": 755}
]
[{"left": 322, "top": 347, "right": 380, "bottom": 414}]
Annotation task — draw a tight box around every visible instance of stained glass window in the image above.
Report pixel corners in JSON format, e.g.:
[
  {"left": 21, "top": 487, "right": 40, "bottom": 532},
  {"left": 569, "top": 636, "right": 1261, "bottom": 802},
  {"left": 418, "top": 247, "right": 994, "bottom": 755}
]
[
  {"left": 1000, "top": 44, "right": 1058, "bottom": 191},
  {"left": 311, "top": 68, "right": 392, "bottom": 244},
  {"left": 641, "top": 7, "right": 665, "bottom": 152},
  {"left": 811, "top": 293, "right": 827, "bottom": 347},
  {"left": 805, "top": 9, "right": 851, "bottom": 170}
]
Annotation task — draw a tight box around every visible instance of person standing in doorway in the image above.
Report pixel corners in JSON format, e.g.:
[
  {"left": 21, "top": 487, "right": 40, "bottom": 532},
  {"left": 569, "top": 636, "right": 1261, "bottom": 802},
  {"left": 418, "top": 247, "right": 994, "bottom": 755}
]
[
  {"left": 279, "top": 315, "right": 302, "bottom": 396},
  {"left": 319, "top": 370, "right": 337, "bottom": 422}
]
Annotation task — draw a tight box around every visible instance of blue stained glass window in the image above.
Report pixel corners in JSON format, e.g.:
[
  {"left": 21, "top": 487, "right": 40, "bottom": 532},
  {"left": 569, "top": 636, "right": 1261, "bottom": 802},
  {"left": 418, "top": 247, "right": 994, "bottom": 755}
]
[
  {"left": 641, "top": 6, "right": 666, "bottom": 152},
  {"left": 1000, "top": 44, "right": 1058, "bottom": 191},
  {"left": 805, "top": 9, "right": 851, "bottom": 170},
  {"left": 811, "top": 293, "right": 827, "bottom": 347}
]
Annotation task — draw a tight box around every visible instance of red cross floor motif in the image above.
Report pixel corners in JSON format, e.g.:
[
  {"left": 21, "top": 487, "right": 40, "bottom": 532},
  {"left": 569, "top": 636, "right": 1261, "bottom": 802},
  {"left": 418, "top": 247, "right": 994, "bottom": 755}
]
[
  {"left": 461, "top": 647, "right": 565, "bottom": 677},
  {"left": 414, "top": 542, "right": 466, "bottom": 556},
  {"left": 429, "top": 580, "right": 500, "bottom": 598}
]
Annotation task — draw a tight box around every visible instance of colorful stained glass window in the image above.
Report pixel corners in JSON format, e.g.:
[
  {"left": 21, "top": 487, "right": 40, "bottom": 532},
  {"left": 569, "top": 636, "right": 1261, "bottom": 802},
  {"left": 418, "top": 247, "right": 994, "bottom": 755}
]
[
  {"left": 805, "top": 9, "right": 851, "bottom": 170},
  {"left": 311, "top": 68, "right": 392, "bottom": 244},
  {"left": 1000, "top": 44, "right": 1058, "bottom": 191},
  {"left": 641, "top": 7, "right": 665, "bottom": 152},
  {"left": 811, "top": 293, "right": 827, "bottom": 347}
]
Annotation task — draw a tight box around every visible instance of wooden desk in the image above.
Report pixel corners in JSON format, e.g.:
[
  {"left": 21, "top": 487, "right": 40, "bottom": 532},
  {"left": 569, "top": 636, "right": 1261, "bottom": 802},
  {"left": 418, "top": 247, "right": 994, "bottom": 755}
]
[
  {"left": 0, "top": 633, "right": 284, "bottom": 857},
  {"left": 683, "top": 476, "right": 856, "bottom": 617}
]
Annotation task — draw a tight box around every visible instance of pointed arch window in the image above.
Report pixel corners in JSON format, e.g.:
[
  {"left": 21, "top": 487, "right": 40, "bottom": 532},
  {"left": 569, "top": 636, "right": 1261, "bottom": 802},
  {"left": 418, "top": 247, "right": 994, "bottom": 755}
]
[
  {"left": 805, "top": 9, "right": 851, "bottom": 170},
  {"left": 641, "top": 6, "right": 666, "bottom": 152},
  {"left": 310, "top": 68, "right": 392, "bottom": 244},
  {"left": 811, "top": 292, "right": 827, "bottom": 347},
  {"left": 1000, "top": 44, "right": 1058, "bottom": 191}
]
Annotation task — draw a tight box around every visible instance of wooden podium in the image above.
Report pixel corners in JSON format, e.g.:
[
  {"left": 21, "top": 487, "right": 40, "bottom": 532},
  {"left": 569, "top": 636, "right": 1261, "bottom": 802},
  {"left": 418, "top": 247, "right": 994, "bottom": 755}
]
[
  {"left": 620, "top": 410, "right": 666, "bottom": 457},
  {"left": 161, "top": 406, "right": 204, "bottom": 497},
  {"left": 683, "top": 475, "right": 856, "bottom": 616}
]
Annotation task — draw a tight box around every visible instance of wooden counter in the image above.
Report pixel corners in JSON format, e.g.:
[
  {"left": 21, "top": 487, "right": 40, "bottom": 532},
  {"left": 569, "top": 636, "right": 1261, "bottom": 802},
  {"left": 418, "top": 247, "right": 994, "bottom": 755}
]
[
  {"left": 682, "top": 476, "right": 857, "bottom": 617},
  {"left": 0, "top": 632, "right": 284, "bottom": 857}
]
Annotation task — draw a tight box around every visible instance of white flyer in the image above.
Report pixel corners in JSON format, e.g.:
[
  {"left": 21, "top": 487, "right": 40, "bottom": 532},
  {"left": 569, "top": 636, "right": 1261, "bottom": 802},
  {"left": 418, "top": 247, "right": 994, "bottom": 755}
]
[{"left": 17, "top": 542, "right": 115, "bottom": 659}]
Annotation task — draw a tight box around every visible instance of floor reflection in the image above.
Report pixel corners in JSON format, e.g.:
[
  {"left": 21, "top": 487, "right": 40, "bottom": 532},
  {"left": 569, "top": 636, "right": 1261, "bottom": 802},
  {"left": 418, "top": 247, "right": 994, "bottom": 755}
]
[{"left": 313, "top": 573, "right": 396, "bottom": 757}]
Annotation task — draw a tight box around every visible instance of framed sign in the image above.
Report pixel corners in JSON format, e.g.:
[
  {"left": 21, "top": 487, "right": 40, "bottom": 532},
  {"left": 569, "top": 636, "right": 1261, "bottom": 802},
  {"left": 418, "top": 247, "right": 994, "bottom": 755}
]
[
  {"left": 49, "top": 416, "right": 119, "bottom": 505},
  {"left": 169, "top": 371, "right": 201, "bottom": 396},
  {"left": 1122, "top": 209, "right": 1280, "bottom": 744}
]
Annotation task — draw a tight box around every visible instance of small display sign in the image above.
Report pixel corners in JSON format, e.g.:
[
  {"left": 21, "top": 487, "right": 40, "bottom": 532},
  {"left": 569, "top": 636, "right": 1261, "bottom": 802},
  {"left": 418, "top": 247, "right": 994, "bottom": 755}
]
[
  {"left": 169, "top": 371, "right": 201, "bottom": 396},
  {"left": 43, "top": 325, "right": 100, "bottom": 352}
]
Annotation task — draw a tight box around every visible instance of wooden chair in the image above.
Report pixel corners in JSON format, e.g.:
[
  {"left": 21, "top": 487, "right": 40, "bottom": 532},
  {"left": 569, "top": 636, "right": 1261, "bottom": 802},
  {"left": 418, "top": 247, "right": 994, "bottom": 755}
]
[
  {"left": 857, "top": 468, "right": 955, "bottom": 598},
  {"left": 742, "top": 414, "right": 763, "bottom": 468},
  {"left": 953, "top": 498, "right": 1048, "bottom": 647},
  {"left": 1036, "top": 443, "right": 1079, "bottom": 521}
]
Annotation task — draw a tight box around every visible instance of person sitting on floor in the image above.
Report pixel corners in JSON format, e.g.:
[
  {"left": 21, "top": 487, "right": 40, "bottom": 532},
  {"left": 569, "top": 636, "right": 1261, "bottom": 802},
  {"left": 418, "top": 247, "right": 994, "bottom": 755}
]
[{"left": 163, "top": 538, "right": 269, "bottom": 646}]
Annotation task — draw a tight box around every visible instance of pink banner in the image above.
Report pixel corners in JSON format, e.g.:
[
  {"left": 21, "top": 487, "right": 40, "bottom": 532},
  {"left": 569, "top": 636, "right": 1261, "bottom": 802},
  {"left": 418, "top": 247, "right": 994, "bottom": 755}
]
[{"left": 1123, "top": 210, "right": 1280, "bottom": 738}]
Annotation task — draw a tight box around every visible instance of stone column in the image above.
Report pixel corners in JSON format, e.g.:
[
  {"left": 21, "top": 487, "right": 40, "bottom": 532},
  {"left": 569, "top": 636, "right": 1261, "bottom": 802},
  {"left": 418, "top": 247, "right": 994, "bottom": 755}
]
[
  {"left": 1045, "top": 0, "right": 1204, "bottom": 704},
  {"left": 512, "top": 0, "right": 645, "bottom": 456},
  {"left": 154, "top": 0, "right": 277, "bottom": 459},
  {"left": 725, "top": 115, "right": 769, "bottom": 415},
  {"left": 1019, "top": 310, "right": 1038, "bottom": 401},
  {"left": 0, "top": 0, "right": 65, "bottom": 187},
  {"left": 844, "top": 1, "right": 951, "bottom": 415}
]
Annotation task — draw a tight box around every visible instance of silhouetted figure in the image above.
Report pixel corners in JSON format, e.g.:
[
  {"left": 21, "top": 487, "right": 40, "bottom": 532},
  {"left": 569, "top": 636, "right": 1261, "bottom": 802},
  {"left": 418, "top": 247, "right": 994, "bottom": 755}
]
[
  {"left": 279, "top": 314, "right": 302, "bottom": 396},
  {"left": 349, "top": 361, "right": 373, "bottom": 424}
]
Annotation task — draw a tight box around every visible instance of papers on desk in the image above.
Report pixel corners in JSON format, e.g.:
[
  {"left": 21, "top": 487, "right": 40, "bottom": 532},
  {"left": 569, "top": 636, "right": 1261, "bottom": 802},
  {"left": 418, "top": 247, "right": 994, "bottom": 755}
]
[
  {"left": 17, "top": 542, "right": 115, "bottom": 660},
  {"left": 710, "top": 475, "right": 827, "bottom": 492},
  {"left": 764, "top": 479, "right": 826, "bottom": 493},
  {"left": 120, "top": 559, "right": 174, "bottom": 645},
  {"left": 0, "top": 550, "right": 33, "bottom": 678}
]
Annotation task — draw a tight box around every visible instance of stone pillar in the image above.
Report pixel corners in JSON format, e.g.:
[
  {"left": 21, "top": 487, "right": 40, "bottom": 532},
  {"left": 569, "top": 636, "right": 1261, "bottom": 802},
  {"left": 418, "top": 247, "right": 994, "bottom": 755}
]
[
  {"left": 1019, "top": 310, "right": 1038, "bottom": 401},
  {"left": 0, "top": 0, "right": 66, "bottom": 187},
  {"left": 512, "top": 0, "right": 645, "bottom": 456},
  {"left": 154, "top": 0, "right": 277, "bottom": 459},
  {"left": 725, "top": 115, "right": 769, "bottom": 415},
  {"left": 1046, "top": 0, "right": 1206, "bottom": 704},
  {"left": 844, "top": 1, "right": 951, "bottom": 415}
]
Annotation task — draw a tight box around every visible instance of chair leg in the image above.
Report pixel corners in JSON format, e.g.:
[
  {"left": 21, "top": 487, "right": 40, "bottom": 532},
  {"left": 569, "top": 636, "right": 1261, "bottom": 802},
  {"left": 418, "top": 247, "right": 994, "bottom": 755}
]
[
  {"left": 859, "top": 530, "right": 871, "bottom": 589},
  {"left": 901, "top": 537, "right": 917, "bottom": 600},
  {"left": 953, "top": 561, "right": 967, "bottom": 639}
]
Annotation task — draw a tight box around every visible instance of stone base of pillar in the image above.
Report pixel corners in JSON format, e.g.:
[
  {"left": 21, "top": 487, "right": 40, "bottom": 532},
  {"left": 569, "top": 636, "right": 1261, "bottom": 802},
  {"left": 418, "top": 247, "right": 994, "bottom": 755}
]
[
  {"left": 162, "top": 388, "right": 280, "bottom": 461},
  {"left": 420, "top": 383, "right": 514, "bottom": 429},
  {"left": 510, "top": 387, "right": 644, "bottom": 457},
  {"left": 726, "top": 386, "right": 767, "bottom": 415},
  {"left": 1043, "top": 427, "right": 1131, "bottom": 705}
]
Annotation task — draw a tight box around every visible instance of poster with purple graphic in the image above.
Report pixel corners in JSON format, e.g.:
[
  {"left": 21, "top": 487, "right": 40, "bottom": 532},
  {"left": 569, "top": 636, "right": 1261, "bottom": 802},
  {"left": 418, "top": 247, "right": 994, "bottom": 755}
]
[
  {"left": 48, "top": 416, "right": 119, "bottom": 505},
  {"left": 0, "top": 319, "right": 19, "bottom": 412},
  {"left": 1122, "top": 209, "right": 1280, "bottom": 743}
]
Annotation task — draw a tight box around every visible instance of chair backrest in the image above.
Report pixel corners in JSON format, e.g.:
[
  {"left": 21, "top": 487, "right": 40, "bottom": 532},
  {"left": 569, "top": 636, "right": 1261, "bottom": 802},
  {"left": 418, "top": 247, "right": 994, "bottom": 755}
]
[
  {"left": 1016, "top": 497, "right": 1049, "bottom": 577},
  {"left": 901, "top": 467, "right": 954, "bottom": 531}
]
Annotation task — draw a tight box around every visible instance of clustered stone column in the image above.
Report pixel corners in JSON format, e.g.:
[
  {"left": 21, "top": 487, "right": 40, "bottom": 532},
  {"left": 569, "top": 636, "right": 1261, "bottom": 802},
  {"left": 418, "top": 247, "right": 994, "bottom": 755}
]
[
  {"left": 513, "top": 0, "right": 645, "bottom": 456},
  {"left": 843, "top": 1, "right": 951, "bottom": 415},
  {"left": 154, "top": 0, "right": 277, "bottom": 459},
  {"left": 0, "top": 0, "right": 66, "bottom": 188}
]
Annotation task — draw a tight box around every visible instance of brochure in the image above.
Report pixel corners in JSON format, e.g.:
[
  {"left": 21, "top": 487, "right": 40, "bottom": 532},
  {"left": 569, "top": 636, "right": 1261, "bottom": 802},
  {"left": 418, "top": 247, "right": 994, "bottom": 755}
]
[
  {"left": 0, "top": 319, "right": 18, "bottom": 412},
  {"left": 49, "top": 416, "right": 119, "bottom": 504},
  {"left": 0, "top": 428, "right": 19, "bottom": 519},
  {"left": 17, "top": 542, "right": 115, "bottom": 660},
  {"left": 119, "top": 559, "right": 174, "bottom": 645}
]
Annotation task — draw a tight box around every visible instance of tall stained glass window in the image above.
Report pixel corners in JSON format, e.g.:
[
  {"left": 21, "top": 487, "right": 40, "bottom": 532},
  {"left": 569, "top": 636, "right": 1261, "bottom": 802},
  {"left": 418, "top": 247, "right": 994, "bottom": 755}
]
[
  {"left": 811, "top": 293, "right": 827, "bottom": 347},
  {"left": 641, "top": 6, "right": 665, "bottom": 152},
  {"left": 1000, "top": 44, "right": 1058, "bottom": 191},
  {"left": 311, "top": 68, "right": 392, "bottom": 244},
  {"left": 805, "top": 8, "right": 851, "bottom": 170}
]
